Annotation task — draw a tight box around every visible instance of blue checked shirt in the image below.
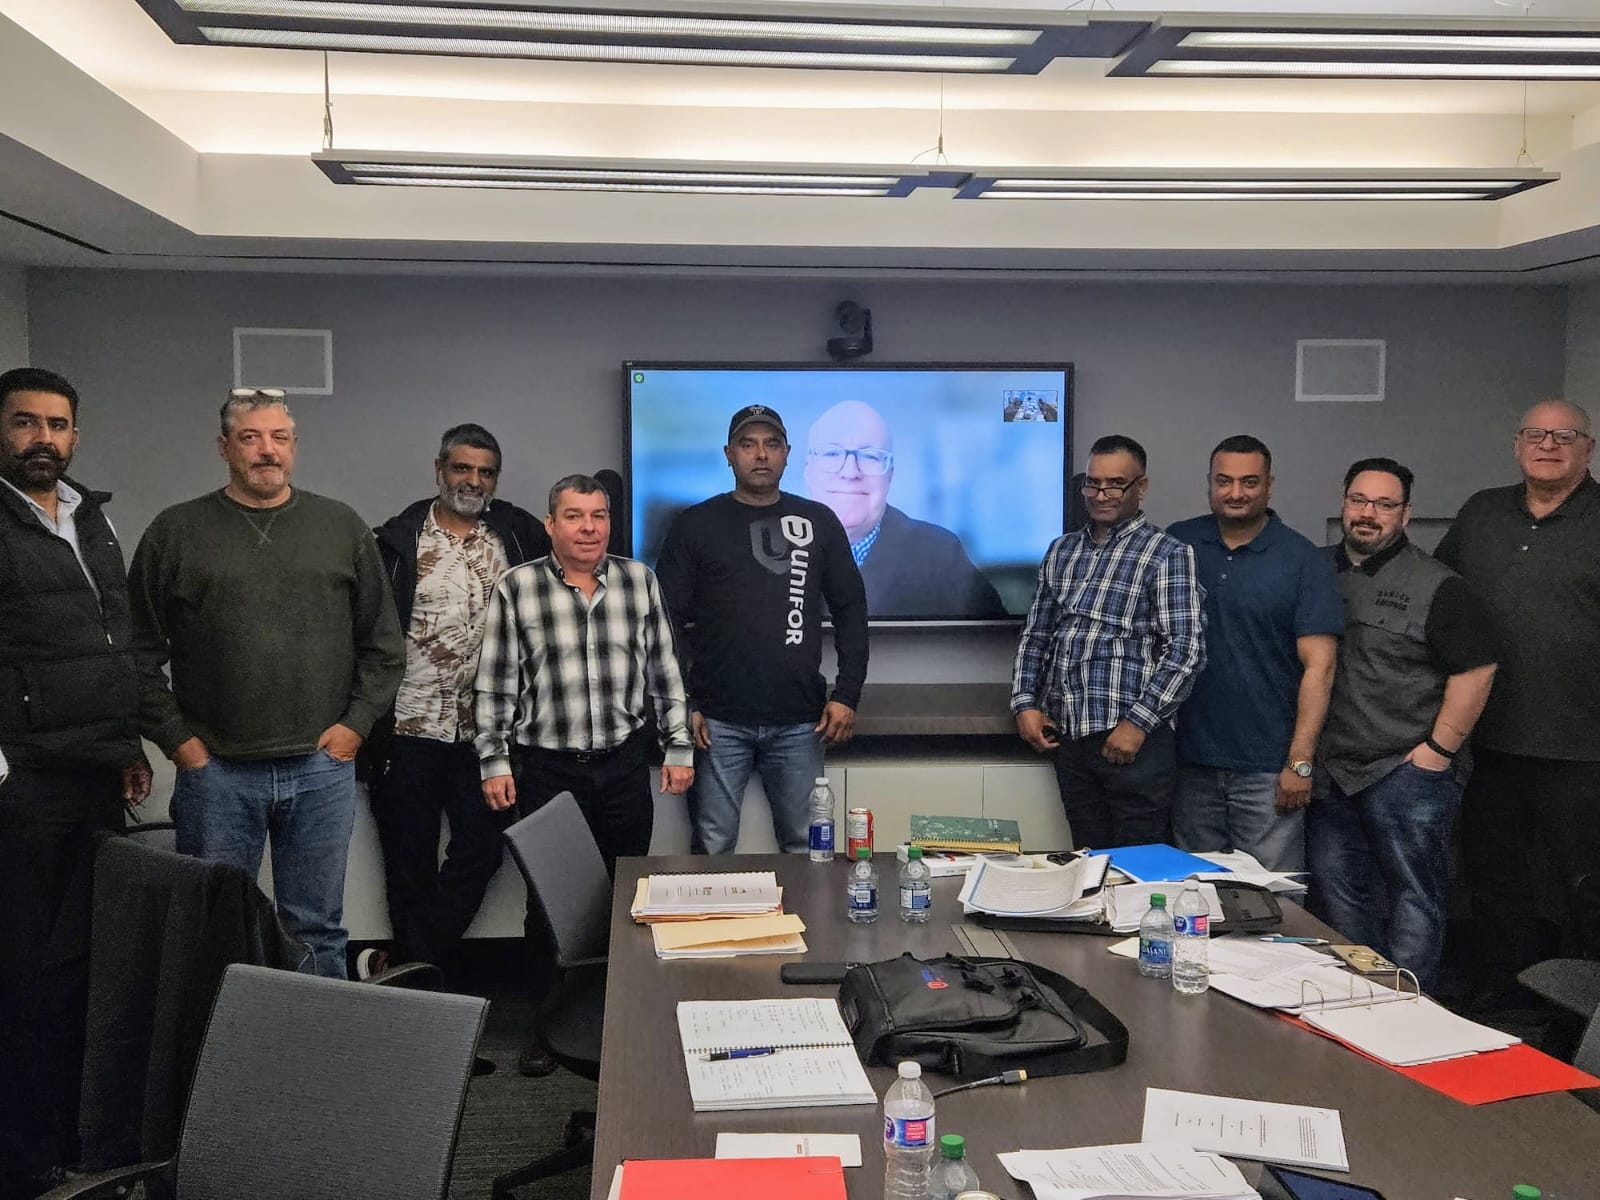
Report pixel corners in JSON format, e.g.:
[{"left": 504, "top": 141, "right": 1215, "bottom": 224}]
[
  {"left": 1010, "top": 515, "right": 1207, "bottom": 739},
  {"left": 473, "top": 554, "right": 693, "bottom": 780}
]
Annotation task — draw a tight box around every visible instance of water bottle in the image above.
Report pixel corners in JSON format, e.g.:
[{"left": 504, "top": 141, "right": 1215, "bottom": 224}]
[
  {"left": 1171, "top": 879, "right": 1211, "bottom": 995},
  {"left": 847, "top": 847, "right": 879, "bottom": 923},
  {"left": 807, "top": 776, "right": 835, "bottom": 863},
  {"left": 883, "top": 1060, "right": 935, "bottom": 1200},
  {"left": 898, "top": 845, "right": 932, "bottom": 923},
  {"left": 928, "top": 1134, "right": 981, "bottom": 1200},
  {"left": 1137, "top": 892, "right": 1172, "bottom": 979}
]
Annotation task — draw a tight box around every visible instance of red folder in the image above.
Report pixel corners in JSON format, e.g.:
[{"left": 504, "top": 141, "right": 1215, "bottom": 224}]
[{"left": 618, "top": 1155, "right": 847, "bottom": 1200}]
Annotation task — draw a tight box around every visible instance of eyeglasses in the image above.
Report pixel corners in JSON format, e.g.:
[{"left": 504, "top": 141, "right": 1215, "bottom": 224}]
[
  {"left": 1516, "top": 426, "right": 1591, "bottom": 446},
  {"left": 1344, "top": 493, "right": 1406, "bottom": 513},
  {"left": 1081, "top": 476, "right": 1145, "bottom": 499},
  {"left": 228, "top": 387, "right": 287, "bottom": 400},
  {"left": 808, "top": 446, "right": 893, "bottom": 476}
]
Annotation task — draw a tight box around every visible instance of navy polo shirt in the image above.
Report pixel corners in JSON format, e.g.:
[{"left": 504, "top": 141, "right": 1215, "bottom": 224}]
[{"left": 1167, "top": 511, "right": 1344, "bottom": 773}]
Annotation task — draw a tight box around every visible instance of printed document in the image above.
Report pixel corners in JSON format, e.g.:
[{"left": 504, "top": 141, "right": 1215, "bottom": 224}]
[{"left": 1141, "top": 1088, "right": 1349, "bottom": 1172}]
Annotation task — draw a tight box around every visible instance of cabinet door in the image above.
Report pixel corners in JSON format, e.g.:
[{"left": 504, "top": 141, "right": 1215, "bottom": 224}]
[
  {"left": 841, "top": 765, "right": 985, "bottom": 852},
  {"left": 981, "top": 765, "right": 1071, "bottom": 851}
]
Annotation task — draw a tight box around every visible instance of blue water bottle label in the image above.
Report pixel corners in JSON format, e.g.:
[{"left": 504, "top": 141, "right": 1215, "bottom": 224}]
[
  {"left": 850, "top": 883, "right": 877, "bottom": 910},
  {"left": 884, "top": 1114, "right": 933, "bottom": 1149},
  {"left": 1139, "top": 936, "right": 1171, "bottom": 965},
  {"left": 810, "top": 823, "right": 834, "bottom": 852}
]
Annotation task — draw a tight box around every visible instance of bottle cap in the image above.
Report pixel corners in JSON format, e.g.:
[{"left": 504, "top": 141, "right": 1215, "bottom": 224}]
[
  {"left": 855, "top": 847, "right": 871, "bottom": 860},
  {"left": 1151, "top": 893, "right": 1166, "bottom": 906},
  {"left": 897, "top": 1061, "right": 921, "bottom": 1079},
  {"left": 939, "top": 1134, "right": 966, "bottom": 1158},
  {"left": 1512, "top": 1186, "right": 1542, "bottom": 1199},
  {"left": 814, "top": 776, "right": 829, "bottom": 785},
  {"left": 906, "top": 846, "right": 923, "bottom": 859}
]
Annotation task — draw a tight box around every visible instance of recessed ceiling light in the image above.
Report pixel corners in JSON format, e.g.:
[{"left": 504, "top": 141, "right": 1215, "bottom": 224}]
[
  {"left": 956, "top": 169, "right": 1558, "bottom": 201},
  {"left": 1148, "top": 58, "right": 1600, "bottom": 79}
]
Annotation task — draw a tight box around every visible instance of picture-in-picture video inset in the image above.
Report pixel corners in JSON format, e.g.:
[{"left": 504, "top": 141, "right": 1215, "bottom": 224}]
[{"left": 627, "top": 364, "right": 1073, "bottom": 622}]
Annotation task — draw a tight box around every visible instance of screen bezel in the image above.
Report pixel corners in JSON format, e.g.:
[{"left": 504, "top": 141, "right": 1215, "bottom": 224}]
[
  {"left": 1262, "top": 1165, "right": 1388, "bottom": 1200},
  {"left": 622, "top": 360, "right": 1076, "bottom": 627}
]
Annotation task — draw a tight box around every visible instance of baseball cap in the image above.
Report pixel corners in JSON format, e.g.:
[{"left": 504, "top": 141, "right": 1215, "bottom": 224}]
[{"left": 727, "top": 404, "right": 787, "bottom": 444}]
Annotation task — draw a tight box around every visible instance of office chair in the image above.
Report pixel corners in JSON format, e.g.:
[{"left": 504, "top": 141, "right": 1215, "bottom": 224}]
[
  {"left": 491, "top": 792, "right": 610, "bottom": 1200},
  {"left": 1517, "top": 957, "right": 1600, "bottom": 1111},
  {"left": 46, "top": 962, "right": 487, "bottom": 1200}
]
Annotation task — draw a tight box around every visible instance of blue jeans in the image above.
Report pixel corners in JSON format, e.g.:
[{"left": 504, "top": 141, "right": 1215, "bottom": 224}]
[
  {"left": 1306, "top": 761, "right": 1463, "bottom": 991},
  {"left": 1174, "top": 766, "right": 1306, "bottom": 874},
  {"left": 689, "top": 719, "right": 823, "bottom": 854},
  {"left": 172, "top": 749, "right": 357, "bottom": 979}
]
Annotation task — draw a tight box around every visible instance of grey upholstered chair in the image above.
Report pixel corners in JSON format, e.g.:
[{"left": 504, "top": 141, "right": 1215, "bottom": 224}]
[
  {"left": 1517, "top": 957, "right": 1600, "bottom": 1110},
  {"left": 47, "top": 962, "right": 487, "bottom": 1200},
  {"left": 491, "top": 791, "right": 609, "bottom": 1199}
]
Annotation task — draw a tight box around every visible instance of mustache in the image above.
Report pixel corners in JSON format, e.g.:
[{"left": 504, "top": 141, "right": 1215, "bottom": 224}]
[{"left": 22, "top": 447, "right": 64, "bottom": 463}]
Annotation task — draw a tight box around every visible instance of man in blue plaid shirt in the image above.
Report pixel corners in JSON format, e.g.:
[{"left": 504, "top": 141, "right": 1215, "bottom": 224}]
[{"left": 1011, "top": 435, "right": 1206, "bottom": 849}]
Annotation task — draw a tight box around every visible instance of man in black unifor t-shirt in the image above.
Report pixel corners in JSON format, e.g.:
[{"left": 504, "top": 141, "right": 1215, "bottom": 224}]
[{"left": 656, "top": 405, "right": 869, "bottom": 853}]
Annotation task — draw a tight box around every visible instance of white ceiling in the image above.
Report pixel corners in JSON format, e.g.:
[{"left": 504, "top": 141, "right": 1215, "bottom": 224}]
[{"left": 3, "top": 0, "right": 1600, "bottom": 277}]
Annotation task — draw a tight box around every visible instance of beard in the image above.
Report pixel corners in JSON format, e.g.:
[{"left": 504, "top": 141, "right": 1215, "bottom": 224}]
[
  {"left": 1, "top": 447, "right": 69, "bottom": 492},
  {"left": 1343, "top": 521, "right": 1394, "bottom": 555},
  {"left": 438, "top": 482, "right": 488, "bottom": 519}
]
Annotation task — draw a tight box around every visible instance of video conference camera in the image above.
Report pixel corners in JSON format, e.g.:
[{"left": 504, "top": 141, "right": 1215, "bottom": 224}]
[{"left": 827, "top": 301, "right": 873, "bottom": 361}]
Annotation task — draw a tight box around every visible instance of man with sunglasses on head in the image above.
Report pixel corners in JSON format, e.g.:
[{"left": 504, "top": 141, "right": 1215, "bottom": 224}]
[
  {"left": 801, "top": 400, "right": 1005, "bottom": 619},
  {"left": 1435, "top": 401, "right": 1600, "bottom": 1007},
  {"left": 1310, "top": 458, "right": 1499, "bottom": 991},
  {"left": 1011, "top": 435, "right": 1206, "bottom": 849},
  {"left": 129, "top": 388, "right": 404, "bottom": 980},
  {"left": 655, "top": 405, "right": 868, "bottom": 854}
]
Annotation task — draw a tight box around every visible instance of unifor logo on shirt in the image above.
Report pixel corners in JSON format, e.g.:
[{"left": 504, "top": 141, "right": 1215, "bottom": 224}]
[{"left": 750, "top": 515, "right": 815, "bottom": 646}]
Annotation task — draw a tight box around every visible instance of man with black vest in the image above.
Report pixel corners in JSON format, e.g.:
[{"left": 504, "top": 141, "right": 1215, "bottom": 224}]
[
  {"left": 0, "top": 368, "right": 149, "bottom": 1199},
  {"left": 1309, "top": 458, "right": 1499, "bottom": 991}
]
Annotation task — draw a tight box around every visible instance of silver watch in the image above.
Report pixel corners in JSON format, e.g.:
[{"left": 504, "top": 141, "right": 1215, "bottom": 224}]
[{"left": 1288, "top": 759, "right": 1313, "bottom": 779}]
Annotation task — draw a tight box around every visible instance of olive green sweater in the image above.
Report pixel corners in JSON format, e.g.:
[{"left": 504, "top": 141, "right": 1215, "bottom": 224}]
[{"left": 129, "top": 488, "right": 404, "bottom": 759}]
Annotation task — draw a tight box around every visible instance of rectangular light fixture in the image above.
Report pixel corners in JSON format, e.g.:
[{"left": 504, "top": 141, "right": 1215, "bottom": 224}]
[
  {"left": 954, "top": 169, "right": 1559, "bottom": 201},
  {"left": 134, "top": 0, "right": 1150, "bottom": 74},
  {"left": 313, "top": 151, "right": 970, "bottom": 196},
  {"left": 1112, "top": 15, "right": 1600, "bottom": 80}
]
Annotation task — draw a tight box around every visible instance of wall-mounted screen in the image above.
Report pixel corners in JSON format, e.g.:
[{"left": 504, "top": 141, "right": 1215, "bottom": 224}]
[{"left": 626, "top": 363, "right": 1073, "bottom": 623}]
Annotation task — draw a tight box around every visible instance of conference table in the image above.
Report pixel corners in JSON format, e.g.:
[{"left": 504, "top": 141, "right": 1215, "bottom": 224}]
[{"left": 591, "top": 854, "right": 1599, "bottom": 1199}]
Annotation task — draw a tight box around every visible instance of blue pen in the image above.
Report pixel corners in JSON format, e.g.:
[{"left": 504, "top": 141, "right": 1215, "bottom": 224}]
[
  {"left": 703, "top": 1047, "right": 777, "bottom": 1062},
  {"left": 1259, "top": 935, "right": 1329, "bottom": 945}
]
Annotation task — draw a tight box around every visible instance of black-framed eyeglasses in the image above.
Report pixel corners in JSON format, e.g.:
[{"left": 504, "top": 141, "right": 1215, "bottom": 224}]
[
  {"left": 1080, "top": 475, "right": 1144, "bottom": 500},
  {"left": 229, "top": 387, "right": 287, "bottom": 400},
  {"left": 808, "top": 446, "right": 893, "bottom": 476},
  {"left": 1517, "top": 426, "right": 1591, "bottom": 446},
  {"left": 1344, "top": 493, "right": 1405, "bottom": 514}
]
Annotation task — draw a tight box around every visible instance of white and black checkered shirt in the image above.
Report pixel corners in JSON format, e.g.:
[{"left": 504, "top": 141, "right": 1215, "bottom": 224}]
[{"left": 473, "top": 554, "right": 692, "bottom": 779}]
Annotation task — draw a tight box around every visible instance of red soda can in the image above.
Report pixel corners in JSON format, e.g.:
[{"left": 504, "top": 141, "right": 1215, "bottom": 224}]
[{"left": 846, "top": 807, "right": 873, "bottom": 857}]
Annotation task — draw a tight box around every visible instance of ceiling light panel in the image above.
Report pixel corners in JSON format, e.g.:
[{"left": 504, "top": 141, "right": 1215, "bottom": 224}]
[
  {"left": 954, "top": 170, "right": 1558, "bottom": 201},
  {"left": 314, "top": 151, "right": 969, "bottom": 196},
  {"left": 1113, "top": 16, "right": 1600, "bottom": 80},
  {"left": 133, "top": 0, "right": 1150, "bottom": 73}
]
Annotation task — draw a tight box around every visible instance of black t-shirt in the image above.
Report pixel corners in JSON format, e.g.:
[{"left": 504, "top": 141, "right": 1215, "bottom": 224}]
[{"left": 655, "top": 492, "right": 869, "bottom": 725}]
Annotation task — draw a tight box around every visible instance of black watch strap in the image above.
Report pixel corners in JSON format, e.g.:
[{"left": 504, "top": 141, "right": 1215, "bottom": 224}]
[{"left": 1424, "top": 735, "right": 1458, "bottom": 760}]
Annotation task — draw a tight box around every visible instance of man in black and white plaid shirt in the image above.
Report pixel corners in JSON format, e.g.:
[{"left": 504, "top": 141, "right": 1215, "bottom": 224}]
[{"left": 475, "top": 473, "right": 693, "bottom": 873}]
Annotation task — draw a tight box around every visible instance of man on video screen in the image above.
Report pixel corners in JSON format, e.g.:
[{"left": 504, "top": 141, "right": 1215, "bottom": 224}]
[{"left": 802, "top": 400, "right": 1006, "bottom": 619}]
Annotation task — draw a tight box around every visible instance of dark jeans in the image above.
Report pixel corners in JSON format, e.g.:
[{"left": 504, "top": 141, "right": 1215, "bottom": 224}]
[
  {"left": 1053, "top": 723, "right": 1176, "bottom": 850},
  {"left": 0, "top": 766, "right": 123, "bottom": 1184},
  {"left": 1462, "top": 747, "right": 1600, "bottom": 991},
  {"left": 371, "top": 736, "right": 512, "bottom": 970},
  {"left": 1307, "top": 762, "right": 1462, "bottom": 992}
]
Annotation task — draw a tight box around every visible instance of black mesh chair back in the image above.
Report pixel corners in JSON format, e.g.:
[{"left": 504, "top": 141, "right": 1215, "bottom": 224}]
[
  {"left": 504, "top": 792, "right": 610, "bottom": 969},
  {"left": 175, "top": 963, "right": 487, "bottom": 1200}
]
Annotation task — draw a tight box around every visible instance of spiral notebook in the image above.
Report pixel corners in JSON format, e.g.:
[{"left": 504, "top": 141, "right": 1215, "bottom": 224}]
[{"left": 677, "top": 999, "right": 876, "bottom": 1111}]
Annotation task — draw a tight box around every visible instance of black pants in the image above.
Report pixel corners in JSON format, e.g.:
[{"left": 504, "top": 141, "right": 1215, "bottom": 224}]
[
  {"left": 1462, "top": 747, "right": 1600, "bottom": 991},
  {"left": 0, "top": 766, "right": 123, "bottom": 1187},
  {"left": 1053, "top": 724, "right": 1176, "bottom": 850},
  {"left": 370, "top": 736, "right": 513, "bottom": 970}
]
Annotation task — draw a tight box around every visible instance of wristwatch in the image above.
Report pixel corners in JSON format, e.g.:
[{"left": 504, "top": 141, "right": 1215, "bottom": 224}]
[{"left": 1287, "top": 759, "right": 1313, "bottom": 779}]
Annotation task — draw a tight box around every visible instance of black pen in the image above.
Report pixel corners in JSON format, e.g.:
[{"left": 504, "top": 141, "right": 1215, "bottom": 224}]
[{"left": 703, "top": 1047, "right": 777, "bottom": 1062}]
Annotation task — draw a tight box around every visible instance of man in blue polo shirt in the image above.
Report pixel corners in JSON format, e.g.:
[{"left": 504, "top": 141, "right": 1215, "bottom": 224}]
[{"left": 1168, "top": 435, "right": 1343, "bottom": 873}]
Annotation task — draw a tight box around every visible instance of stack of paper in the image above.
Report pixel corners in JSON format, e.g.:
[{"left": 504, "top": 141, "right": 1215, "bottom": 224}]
[
  {"left": 651, "top": 913, "right": 807, "bottom": 959},
  {"left": 1300, "top": 995, "right": 1520, "bottom": 1066},
  {"left": 1000, "top": 1144, "right": 1259, "bottom": 1200},
  {"left": 1208, "top": 949, "right": 1409, "bottom": 1015},
  {"left": 1186, "top": 848, "right": 1308, "bottom": 895},
  {"left": 958, "top": 853, "right": 1110, "bottom": 919},
  {"left": 631, "top": 871, "right": 782, "bottom": 922},
  {"left": 1104, "top": 881, "right": 1222, "bottom": 933},
  {"left": 1141, "top": 1088, "right": 1349, "bottom": 1172},
  {"left": 677, "top": 998, "right": 876, "bottom": 1111}
]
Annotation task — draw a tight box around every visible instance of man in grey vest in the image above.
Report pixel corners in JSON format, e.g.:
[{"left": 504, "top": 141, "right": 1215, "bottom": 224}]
[{"left": 1309, "top": 458, "right": 1499, "bottom": 990}]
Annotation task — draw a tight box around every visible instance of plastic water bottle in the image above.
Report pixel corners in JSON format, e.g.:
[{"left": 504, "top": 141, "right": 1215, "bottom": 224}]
[
  {"left": 807, "top": 777, "right": 835, "bottom": 863},
  {"left": 847, "top": 847, "right": 879, "bottom": 923},
  {"left": 1137, "top": 892, "right": 1172, "bottom": 979},
  {"left": 1171, "top": 879, "right": 1211, "bottom": 995},
  {"left": 883, "top": 1060, "right": 935, "bottom": 1200},
  {"left": 898, "top": 845, "right": 932, "bottom": 923},
  {"left": 928, "top": 1134, "right": 981, "bottom": 1200}
]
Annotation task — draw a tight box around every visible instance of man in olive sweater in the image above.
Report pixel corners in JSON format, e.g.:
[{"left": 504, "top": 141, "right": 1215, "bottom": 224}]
[{"left": 129, "top": 390, "right": 404, "bottom": 979}]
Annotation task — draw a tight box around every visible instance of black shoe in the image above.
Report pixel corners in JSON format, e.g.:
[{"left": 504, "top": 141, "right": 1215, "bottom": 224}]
[
  {"left": 517, "top": 1043, "right": 558, "bottom": 1077},
  {"left": 472, "top": 1055, "right": 498, "bottom": 1077}
]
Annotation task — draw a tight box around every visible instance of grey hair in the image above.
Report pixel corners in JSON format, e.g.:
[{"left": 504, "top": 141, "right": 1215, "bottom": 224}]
[
  {"left": 547, "top": 473, "right": 608, "bottom": 515},
  {"left": 220, "top": 391, "right": 293, "bottom": 437}
]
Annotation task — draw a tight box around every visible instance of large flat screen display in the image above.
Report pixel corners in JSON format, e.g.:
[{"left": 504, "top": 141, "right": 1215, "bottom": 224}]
[{"left": 625, "top": 363, "right": 1073, "bottom": 622}]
